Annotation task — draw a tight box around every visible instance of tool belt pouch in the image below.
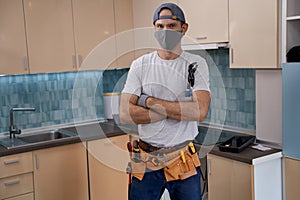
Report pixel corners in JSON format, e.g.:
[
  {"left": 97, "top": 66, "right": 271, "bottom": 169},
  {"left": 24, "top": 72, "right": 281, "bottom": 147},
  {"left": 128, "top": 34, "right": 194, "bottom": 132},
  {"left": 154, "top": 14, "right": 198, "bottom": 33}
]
[
  {"left": 130, "top": 159, "right": 146, "bottom": 181},
  {"left": 164, "top": 151, "right": 201, "bottom": 182}
]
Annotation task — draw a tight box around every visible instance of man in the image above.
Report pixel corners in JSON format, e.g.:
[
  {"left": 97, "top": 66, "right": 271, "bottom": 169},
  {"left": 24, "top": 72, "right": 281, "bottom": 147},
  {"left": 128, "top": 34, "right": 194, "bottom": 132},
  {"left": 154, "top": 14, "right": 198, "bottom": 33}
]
[{"left": 119, "top": 3, "right": 211, "bottom": 200}]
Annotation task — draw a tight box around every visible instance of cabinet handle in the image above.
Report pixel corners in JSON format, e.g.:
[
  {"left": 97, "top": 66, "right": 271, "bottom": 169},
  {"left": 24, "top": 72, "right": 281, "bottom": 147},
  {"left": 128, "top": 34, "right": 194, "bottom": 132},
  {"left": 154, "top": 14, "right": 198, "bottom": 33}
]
[
  {"left": 4, "top": 179, "right": 20, "bottom": 186},
  {"left": 72, "top": 55, "right": 76, "bottom": 68},
  {"left": 207, "top": 159, "right": 211, "bottom": 175},
  {"left": 231, "top": 48, "right": 234, "bottom": 64},
  {"left": 4, "top": 159, "right": 20, "bottom": 165},
  {"left": 23, "top": 56, "right": 28, "bottom": 71},
  {"left": 35, "top": 154, "right": 39, "bottom": 169},
  {"left": 78, "top": 55, "right": 83, "bottom": 67},
  {"left": 196, "top": 36, "right": 207, "bottom": 40}
]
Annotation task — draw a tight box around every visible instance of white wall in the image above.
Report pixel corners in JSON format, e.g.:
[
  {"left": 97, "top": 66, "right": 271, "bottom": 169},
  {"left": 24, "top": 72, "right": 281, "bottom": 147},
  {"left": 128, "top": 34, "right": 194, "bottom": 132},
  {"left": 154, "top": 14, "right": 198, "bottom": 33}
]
[{"left": 256, "top": 70, "right": 282, "bottom": 144}]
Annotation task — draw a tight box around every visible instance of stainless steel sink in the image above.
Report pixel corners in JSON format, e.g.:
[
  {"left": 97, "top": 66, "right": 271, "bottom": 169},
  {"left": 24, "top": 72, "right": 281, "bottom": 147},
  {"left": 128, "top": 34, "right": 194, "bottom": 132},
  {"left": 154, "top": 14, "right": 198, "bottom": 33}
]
[
  {"left": 0, "top": 129, "right": 75, "bottom": 149},
  {"left": 17, "top": 130, "right": 70, "bottom": 143}
]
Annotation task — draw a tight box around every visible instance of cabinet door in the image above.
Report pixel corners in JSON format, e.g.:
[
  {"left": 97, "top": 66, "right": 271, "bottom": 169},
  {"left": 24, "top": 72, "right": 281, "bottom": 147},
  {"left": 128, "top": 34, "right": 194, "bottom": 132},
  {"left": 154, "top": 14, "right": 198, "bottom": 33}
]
[
  {"left": 229, "top": 0, "right": 278, "bottom": 68},
  {"left": 24, "top": 0, "right": 76, "bottom": 73},
  {"left": 33, "top": 143, "right": 88, "bottom": 200},
  {"left": 72, "top": 0, "right": 116, "bottom": 70},
  {"left": 285, "top": 157, "right": 300, "bottom": 200},
  {"left": 0, "top": 0, "right": 28, "bottom": 75},
  {"left": 207, "top": 154, "right": 252, "bottom": 200},
  {"left": 133, "top": 0, "right": 178, "bottom": 29},
  {"left": 113, "top": 0, "right": 135, "bottom": 68},
  {"left": 132, "top": 0, "right": 178, "bottom": 58},
  {"left": 88, "top": 135, "right": 129, "bottom": 200},
  {"left": 178, "top": 0, "right": 229, "bottom": 45},
  {"left": 6, "top": 193, "right": 34, "bottom": 200}
]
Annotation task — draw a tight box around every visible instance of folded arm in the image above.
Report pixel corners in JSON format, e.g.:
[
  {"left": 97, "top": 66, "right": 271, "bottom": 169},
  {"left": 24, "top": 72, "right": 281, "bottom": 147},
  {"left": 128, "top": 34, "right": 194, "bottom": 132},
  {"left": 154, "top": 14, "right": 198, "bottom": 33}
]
[
  {"left": 119, "top": 91, "right": 211, "bottom": 124},
  {"left": 119, "top": 93, "right": 167, "bottom": 124},
  {"left": 146, "top": 90, "right": 211, "bottom": 122}
]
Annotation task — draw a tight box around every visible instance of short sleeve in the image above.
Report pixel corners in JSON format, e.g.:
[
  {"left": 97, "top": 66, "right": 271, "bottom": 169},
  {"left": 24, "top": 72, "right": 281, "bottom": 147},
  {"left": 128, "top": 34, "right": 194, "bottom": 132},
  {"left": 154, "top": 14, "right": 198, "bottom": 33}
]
[
  {"left": 192, "top": 56, "right": 210, "bottom": 93},
  {"left": 121, "top": 59, "right": 142, "bottom": 96}
]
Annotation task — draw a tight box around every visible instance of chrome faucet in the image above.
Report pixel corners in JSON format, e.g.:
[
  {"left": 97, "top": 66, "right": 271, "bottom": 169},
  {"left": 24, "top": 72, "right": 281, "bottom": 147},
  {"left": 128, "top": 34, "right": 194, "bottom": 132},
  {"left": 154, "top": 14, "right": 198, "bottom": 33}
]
[{"left": 9, "top": 108, "right": 36, "bottom": 138}]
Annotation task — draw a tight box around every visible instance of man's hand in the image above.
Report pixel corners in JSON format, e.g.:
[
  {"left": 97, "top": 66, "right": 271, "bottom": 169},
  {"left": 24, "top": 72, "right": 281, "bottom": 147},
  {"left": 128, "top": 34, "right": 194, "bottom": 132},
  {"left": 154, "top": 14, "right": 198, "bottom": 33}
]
[{"left": 119, "top": 93, "right": 167, "bottom": 124}]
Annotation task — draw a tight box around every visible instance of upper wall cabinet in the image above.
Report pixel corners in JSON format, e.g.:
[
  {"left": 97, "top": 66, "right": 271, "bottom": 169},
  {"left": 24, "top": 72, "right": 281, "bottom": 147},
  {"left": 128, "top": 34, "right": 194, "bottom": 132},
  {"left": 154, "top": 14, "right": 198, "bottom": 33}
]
[
  {"left": 229, "top": 0, "right": 278, "bottom": 68},
  {"left": 178, "top": 0, "right": 229, "bottom": 45},
  {"left": 24, "top": 0, "right": 76, "bottom": 73},
  {"left": 73, "top": 0, "right": 134, "bottom": 70},
  {"left": 72, "top": 0, "right": 116, "bottom": 70},
  {"left": 282, "top": 0, "right": 300, "bottom": 63},
  {"left": 132, "top": 0, "right": 178, "bottom": 58},
  {"left": 132, "top": 0, "right": 178, "bottom": 29},
  {"left": 0, "top": 0, "right": 29, "bottom": 75},
  {"left": 113, "top": 0, "right": 135, "bottom": 68}
]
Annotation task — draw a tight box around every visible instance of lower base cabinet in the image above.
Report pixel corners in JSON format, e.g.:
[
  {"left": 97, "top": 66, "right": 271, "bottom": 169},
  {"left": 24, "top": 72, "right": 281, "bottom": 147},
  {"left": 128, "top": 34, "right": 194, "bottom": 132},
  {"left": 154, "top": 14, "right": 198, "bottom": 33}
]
[
  {"left": 0, "top": 152, "right": 33, "bottom": 200},
  {"left": 207, "top": 154, "right": 252, "bottom": 200},
  {"left": 5, "top": 193, "right": 34, "bottom": 200},
  {"left": 207, "top": 152, "right": 282, "bottom": 200},
  {"left": 285, "top": 157, "right": 300, "bottom": 200},
  {"left": 33, "top": 143, "right": 89, "bottom": 200},
  {"left": 88, "top": 135, "right": 130, "bottom": 200}
]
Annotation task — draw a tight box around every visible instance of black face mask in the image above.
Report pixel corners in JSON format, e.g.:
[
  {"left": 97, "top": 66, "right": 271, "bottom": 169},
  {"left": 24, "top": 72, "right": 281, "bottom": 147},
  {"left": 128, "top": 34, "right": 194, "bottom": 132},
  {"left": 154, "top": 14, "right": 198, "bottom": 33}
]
[{"left": 154, "top": 29, "right": 183, "bottom": 51}]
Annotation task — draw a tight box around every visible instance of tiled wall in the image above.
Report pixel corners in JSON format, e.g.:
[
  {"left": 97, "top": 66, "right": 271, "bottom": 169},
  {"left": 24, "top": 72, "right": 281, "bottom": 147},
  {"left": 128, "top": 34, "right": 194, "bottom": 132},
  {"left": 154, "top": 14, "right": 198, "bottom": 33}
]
[
  {"left": 0, "top": 71, "right": 104, "bottom": 133},
  {"left": 189, "top": 48, "right": 256, "bottom": 130},
  {"left": 0, "top": 48, "right": 255, "bottom": 133}
]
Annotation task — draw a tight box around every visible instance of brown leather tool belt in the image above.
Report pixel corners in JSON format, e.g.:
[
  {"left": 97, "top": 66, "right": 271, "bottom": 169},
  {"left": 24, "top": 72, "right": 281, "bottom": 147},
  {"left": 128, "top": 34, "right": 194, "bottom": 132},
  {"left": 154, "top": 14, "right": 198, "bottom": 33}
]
[{"left": 128, "top": 140, "right": 201, "bottom": 182}]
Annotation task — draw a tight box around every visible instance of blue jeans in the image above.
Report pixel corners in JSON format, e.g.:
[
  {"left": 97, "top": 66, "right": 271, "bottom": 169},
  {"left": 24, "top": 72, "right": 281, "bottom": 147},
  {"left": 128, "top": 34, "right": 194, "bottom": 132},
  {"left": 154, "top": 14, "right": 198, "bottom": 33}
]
[{"left": 129, "top": 167, "right": 202, "bottom": 200}]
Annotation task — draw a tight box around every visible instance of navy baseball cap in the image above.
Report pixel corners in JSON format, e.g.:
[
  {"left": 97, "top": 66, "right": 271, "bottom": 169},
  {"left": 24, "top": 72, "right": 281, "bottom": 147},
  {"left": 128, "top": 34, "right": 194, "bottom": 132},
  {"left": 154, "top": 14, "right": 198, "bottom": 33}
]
[{"left": 153, "top": 3, "right": 186, "bottom": 25}]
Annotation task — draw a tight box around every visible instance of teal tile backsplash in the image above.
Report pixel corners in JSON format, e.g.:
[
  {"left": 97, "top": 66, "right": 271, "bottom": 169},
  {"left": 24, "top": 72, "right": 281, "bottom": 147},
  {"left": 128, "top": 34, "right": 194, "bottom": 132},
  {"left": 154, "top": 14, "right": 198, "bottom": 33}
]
[
  {"left": 0, "top": 71, "right": 104, "bottom": 132},
  {"left": 0, "top": 48, "right": 255, "bottom": 133},
  {"left": 189, "top": 48, "right": 256, "bottom": 130}
]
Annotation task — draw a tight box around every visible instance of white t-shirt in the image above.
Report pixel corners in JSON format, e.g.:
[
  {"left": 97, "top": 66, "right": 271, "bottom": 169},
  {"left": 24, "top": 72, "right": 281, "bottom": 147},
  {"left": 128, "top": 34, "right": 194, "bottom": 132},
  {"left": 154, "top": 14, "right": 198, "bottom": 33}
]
[{"left": 122, "top": 51, "right": 210, "bottom": 147}]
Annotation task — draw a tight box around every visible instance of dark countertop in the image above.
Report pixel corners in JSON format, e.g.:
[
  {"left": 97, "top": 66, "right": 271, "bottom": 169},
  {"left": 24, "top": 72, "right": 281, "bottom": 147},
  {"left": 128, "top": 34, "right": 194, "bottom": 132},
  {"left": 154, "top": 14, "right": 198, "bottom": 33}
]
[
  {"left": 0, "top": 122, "right": 281, "bottom": 164},
  {"left": 207, "top": 145, "right": 281, "bottom": 164},
  {"left": 0, "top": 121, "right": 130, "bottom": 157}
]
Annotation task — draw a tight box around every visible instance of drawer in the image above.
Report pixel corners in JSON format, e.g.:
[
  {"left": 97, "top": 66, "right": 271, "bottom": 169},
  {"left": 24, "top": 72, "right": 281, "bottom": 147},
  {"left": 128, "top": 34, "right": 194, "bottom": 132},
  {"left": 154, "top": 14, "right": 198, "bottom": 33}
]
[
  {"left": 0, "top": 152, "right": 33, "bottom": 179},
  {"left": 0, "top": 173, "right": 34, "bottom": 199},
  {"left": 5, "top": 193, "right": 34, "bottom": 200}
]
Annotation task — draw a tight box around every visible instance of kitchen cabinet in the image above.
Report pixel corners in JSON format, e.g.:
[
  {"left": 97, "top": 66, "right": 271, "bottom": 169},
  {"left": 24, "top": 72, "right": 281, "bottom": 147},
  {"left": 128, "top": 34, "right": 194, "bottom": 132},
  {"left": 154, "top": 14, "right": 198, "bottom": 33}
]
[
  {"left": 23, "top": 0, "right": 76, "bottom": 73},
  {"left": 229, "top": 0, "right": 278, "bottom": 68},
  {"left": 207, "top": 151, "right": 282, "bottom": 200},
  {"left": 73, "top": 0, "right": 134, "bottom": 70},
  {"left": 284, "top": 157, "right": 300, "bottom": 200},
  {"left": 282, "top": 0, "right": 300, "bottom": 63},
  {"left": 72, "top": 0, "right": 116, "bottom": 70},
  {"left": 33, "top": 143, "right": 88, "bottom": 200},
  {"left": 0, "top": 0, "right": 29, "bottom": 75},
  {"left": 132, "top": 0, "right": 177, "bottom": 58},
  {"left": 207, "top": 154, "right": 252, "bottom": 200},
  {"left": 113, "top": 0, "right": 135, "bottom": 69},
  {"left": 178, "top": 0, "right": 229, "bottom": 45},
  {"left": 132, "top": 0, "right": 178, "bottom": 29},
  {"left": 5, "top": 193, "right": 34, "bottom": 200},
  {"left": 88, "top": 135, "right": 130, "bottom": 200},
  {"left": 0, "top": 152, "right": 33, "bottom": 200}
]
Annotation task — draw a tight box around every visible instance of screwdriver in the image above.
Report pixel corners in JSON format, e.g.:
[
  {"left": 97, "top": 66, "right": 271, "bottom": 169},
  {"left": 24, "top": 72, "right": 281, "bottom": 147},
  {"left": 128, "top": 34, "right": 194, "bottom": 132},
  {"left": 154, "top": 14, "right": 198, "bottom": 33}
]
[
  {"left": 189, "top": 142, "right": 196, "bottom": 154},
  {"left": 180, "top": 150, "right": 186, "bottom": 163}
]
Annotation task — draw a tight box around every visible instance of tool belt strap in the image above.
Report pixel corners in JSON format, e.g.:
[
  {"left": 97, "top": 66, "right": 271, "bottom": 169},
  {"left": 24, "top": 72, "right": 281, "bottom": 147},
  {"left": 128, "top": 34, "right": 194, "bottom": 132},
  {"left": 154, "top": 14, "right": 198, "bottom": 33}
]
[{"left": 129, "top": 142, "right": 201, "bottom": 182}]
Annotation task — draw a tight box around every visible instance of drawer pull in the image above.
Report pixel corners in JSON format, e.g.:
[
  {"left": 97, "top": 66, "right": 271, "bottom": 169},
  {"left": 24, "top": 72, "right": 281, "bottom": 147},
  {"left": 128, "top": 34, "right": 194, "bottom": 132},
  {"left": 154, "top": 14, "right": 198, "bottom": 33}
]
[
  {"left": 196, "top": 36, "right": 207, "bottom": 40},
  {"left": 4, "top": 159, "right": 20, "bottom": 165},
  {"left": 4, "top": 179, "right": 20, "bottom": 186},
  {"left": 104, "top": 141, "right": 116, "bottom": 145}
]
